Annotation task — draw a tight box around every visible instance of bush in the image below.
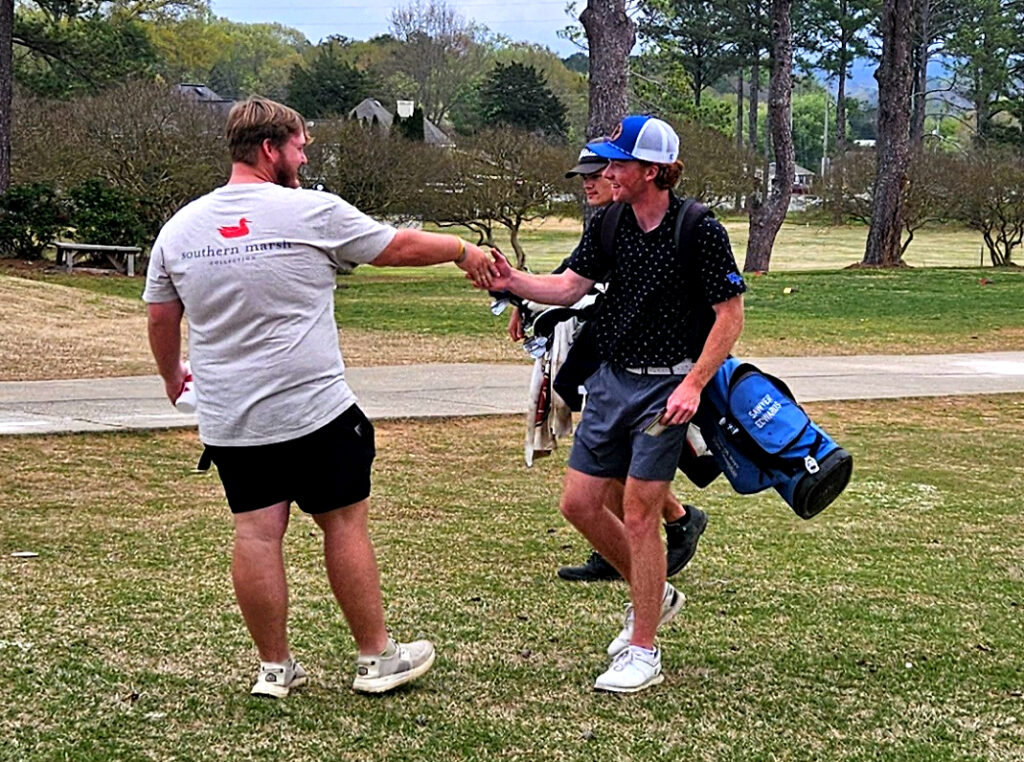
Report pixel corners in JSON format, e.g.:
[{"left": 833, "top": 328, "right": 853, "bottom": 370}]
[
  {"left": 0, "top": 183, "right": 67, "bottom": 259},
  {"left": 67, "top": 178, "right": 147, "bottom": 247},
  {"left": 12, "top": 81, "right": 228, "bottom": 240}
]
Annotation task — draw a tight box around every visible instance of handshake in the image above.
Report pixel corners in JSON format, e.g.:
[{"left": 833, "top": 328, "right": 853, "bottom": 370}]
[{"left": 458, "top": 243, "right": 514, "bottom": 293}]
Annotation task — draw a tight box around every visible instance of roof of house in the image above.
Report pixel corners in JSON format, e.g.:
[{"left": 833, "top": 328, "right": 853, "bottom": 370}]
[
  {"left": 768, "top": 161, "right": 816, "bottom": 177},
  {"left": 348, "top": 98, "right": 454, "bottom": 147},
  {"left": 175, "top": 84, "right": 234, "bottom": 113},
  {"left": 349, "top": 98, "right": 394, "bottom": 128}
]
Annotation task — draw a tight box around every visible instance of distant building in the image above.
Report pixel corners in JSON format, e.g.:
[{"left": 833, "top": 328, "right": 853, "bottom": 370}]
[
  {"left": 764, "top": 162, "right": 817, "bottom": 194},
  {"left": 175, "top": 83, "right": 234, "bottom": 114},
  {"left": 348, "top": 98, "right": 455, "bottom": 147}
]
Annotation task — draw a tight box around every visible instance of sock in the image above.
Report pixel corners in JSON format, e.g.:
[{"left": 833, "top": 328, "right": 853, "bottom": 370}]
[{"left": 665, "top": 511, "right": 690, "bottom": 528}]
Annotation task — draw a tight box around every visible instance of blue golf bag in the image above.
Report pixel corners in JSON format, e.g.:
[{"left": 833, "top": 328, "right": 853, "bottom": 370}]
[{"left": 687, "top": 357, "right": 853, "bottom": 519}]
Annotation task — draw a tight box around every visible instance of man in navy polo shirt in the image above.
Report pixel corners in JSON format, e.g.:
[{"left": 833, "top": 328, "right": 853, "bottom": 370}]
[{"left": 482, "top": 115, "right": 746, "bottom": 692}]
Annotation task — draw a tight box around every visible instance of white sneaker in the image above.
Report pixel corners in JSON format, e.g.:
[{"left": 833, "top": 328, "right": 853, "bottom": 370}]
[
  {"left": 607, "top": 582, "right": 685, "bottom": 657},
  {"left": 352, "top": 637, "right": 436, "bottom": 694},
  {"left": 594, "top": 645, "right": 664, "bottom": 693},
  {"left": 250, "top": 658, "right": 308, "bottom": 698}
]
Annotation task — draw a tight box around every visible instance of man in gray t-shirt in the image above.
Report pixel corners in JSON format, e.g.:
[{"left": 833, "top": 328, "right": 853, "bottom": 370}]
[{"left": 144, "top": 96, "right": 497, "bottom": 698}]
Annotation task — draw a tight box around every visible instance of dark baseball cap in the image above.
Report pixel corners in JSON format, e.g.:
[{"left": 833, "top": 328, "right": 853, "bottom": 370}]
[{"left": 565, "top": 146, "right": 609, "bottom": 178}]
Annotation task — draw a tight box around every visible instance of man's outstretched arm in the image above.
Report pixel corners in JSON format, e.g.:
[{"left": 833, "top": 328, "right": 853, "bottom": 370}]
[{"left": 371, "top": 229, "right": 498, "bottom": 288}]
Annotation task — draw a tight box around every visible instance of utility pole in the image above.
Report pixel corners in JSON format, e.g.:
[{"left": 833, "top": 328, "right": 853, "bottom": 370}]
[{"left": 821, "top": 95, "right": 829, "bottom": 178}]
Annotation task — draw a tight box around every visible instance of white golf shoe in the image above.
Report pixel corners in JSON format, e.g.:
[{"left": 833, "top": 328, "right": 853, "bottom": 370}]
[{"left": 594, "top": 645, "right": 664, "bottom": 693}]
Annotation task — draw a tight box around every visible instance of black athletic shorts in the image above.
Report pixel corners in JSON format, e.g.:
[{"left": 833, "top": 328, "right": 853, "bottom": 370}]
[{"left": 205, "top": 405, "right": 376, "bottom": 515}]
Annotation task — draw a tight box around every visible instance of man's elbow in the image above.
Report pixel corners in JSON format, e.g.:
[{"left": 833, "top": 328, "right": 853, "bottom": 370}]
[
  {"left": 371, "top": 229, "right": 414, "bottom": 267},
  {"left": 714, "top": 296, "right": 744, "bottom": 335},
  {"left": 147, "top": 301, "right": 183, "bottom": 329}
]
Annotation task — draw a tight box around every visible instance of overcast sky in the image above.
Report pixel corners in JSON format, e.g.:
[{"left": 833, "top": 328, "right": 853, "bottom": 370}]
[{"left": 207, "top": 0, "right": 584, "bottom": 57}]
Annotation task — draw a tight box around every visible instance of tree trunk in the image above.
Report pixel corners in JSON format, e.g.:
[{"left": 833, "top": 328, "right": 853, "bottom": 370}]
[
  {"left": 836, "top": 28, "right": 848, "bottom": 154},
  {"left": 748, "top": 62, "right": 760, "bottom": 154},
  {"left": 734, "top": 69, "right": 744, "bottom": 210},
  {"left": 510, "top": 223, "right": 526, "bottom": 269},
  {"left": 909, "top": 0, "right": 931, "bottom": 147},
  {"left": 743, "top": 0, "right": 793, "bottom": 273},
  {"left": 863, "top": 0, "right": 915, "bottom": 267},
  {"left": 581, "top": 0, "right": 634, "bottom": 140},
  {"left": 736, "top": 69, "right": 745, "bottom": 150},
  {"left": 0, "top": 0, "right": 13, "bottom": 194},
  {"left": 581, "top": 0, "right": 633, "bottom": 228}
]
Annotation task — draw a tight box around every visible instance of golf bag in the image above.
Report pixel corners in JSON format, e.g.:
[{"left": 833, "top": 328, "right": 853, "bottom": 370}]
[
  {"left": 688, "top": 357, "right": 853, "bottom": 519},
  {"left": 489, "top": 283, "right": 601, "bottom": 467}
]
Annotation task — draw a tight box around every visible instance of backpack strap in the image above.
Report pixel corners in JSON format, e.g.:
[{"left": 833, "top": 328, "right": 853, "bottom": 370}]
[
  {"left": 599, "top": 202, "right": 626, "bottom": 259},
  {"left": 600, "top": 197, "right": 711, "bottom": 262},
  {"left": 673, "top": 198, "right": 713, "bottom": 259}
]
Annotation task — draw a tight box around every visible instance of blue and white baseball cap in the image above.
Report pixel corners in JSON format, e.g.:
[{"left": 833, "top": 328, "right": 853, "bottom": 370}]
[{"left": 587, "top": 115, "right": 679, "bottom": 164}]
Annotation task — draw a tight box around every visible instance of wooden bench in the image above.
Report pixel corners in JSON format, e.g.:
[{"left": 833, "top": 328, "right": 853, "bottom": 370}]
[{"left": 54, "top": 243, "right": 142, "bottom": 277}]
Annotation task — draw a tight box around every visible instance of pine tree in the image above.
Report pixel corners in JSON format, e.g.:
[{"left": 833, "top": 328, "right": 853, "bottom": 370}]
[{"left": 478, "top": 62, "right": 568, "bottom": 139}]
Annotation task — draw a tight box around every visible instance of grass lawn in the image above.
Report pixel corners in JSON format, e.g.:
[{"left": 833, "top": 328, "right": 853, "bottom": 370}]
[
  {"left": 485, "top": 217, "right": 989, "bottom": 272},
  {"left": 335, "top": 266, "right": 1024, "bottom": 356},
  {"left": 1, "top": 221, "right": 1021, "bottom": 379},
  {"left": 2, "top": 396, "right": 1022, "bottom": 761}
]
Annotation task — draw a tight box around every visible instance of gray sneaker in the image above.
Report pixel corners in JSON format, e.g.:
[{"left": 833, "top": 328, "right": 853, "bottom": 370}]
[
  {"left": 352, "top": 637, "right": 436, "bottom": 694},
  {"left": 250, "top": 658, "right": 308, "bottom": 698}
]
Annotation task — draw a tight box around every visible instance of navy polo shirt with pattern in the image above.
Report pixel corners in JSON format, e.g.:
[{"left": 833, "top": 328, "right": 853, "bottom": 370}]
[{"left": 566, "top": 193, "right": 747, "bottom": 368}]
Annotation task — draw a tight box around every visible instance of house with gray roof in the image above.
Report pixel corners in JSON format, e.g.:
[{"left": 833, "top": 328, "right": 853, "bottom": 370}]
[{"left": 348, "top": 98, "right": 455, "bottom": 147}]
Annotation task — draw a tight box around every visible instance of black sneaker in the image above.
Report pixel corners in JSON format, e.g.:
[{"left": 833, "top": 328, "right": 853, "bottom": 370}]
[
  {"left": 665, "top": 505, "right": 708, "bottom": 577},
  {"left": 557, "top": 550, "right": 622, "bottom": 581}
]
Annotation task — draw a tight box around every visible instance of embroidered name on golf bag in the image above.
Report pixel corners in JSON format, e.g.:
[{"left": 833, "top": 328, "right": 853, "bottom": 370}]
[{"left": 690, "top": 357, "right": 853, "bottom": 519}]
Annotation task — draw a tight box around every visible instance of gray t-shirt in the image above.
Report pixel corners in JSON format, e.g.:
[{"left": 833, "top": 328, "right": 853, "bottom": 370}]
[{"left": 143, "top": 183, "right": 396, "bottom": 446}]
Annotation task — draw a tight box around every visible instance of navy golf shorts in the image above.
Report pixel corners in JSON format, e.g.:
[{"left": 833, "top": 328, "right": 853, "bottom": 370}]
[{"left": 568, "top": 362, "right": 688, "bottom": 482}]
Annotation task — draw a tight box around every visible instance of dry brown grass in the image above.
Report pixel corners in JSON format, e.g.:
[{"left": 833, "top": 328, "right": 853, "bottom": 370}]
[
  {"left": 0, "top": 275, "right": 155, "bottom": 381},
  {"left": 0, "top": 273, "right": 522, "bottom": 381},
  {"left": 339, "top": 328, "right": 522, "bottom": 367}
]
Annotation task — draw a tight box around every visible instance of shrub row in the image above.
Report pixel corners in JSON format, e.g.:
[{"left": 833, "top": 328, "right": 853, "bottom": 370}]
[{"left": 0, "top": 179, "right": 147, "bottom": 260}]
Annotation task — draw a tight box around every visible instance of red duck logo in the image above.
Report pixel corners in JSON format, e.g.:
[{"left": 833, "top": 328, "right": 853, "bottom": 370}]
[{"left": 218, "top": 218, "right": 250, "bottom": 238}]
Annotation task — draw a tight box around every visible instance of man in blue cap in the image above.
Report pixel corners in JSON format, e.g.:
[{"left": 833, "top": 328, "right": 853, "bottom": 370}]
[{"left": 481, "top": 115, "right": 746, "bottom": 692}]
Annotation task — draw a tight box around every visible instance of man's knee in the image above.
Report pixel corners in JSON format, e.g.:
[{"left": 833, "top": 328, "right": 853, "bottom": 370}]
[
  {"left": 560, "top": 493, "right": 598, "bottom": 525},
  {"left": 623, "top": 482, "right": 669, "bottom": 537},
  {"left": 622, "top": 507, "right": 661, "bottom": 541},
  {"left": 233, "top": 502, "right": 289, "bottom": 544},
  {"left": 312, "top": 499, "right": 370, "bottom": 534}
]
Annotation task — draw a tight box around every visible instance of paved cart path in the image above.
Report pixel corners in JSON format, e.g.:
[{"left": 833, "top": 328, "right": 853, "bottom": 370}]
[{"left": 1, "top": 351, "right": 1023, "bottom": 436}]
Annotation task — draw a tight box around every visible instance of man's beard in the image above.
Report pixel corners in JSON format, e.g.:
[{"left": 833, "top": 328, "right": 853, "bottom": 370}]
[{"left": 273, "top": 159, "right": 301, "bottom": 188}]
